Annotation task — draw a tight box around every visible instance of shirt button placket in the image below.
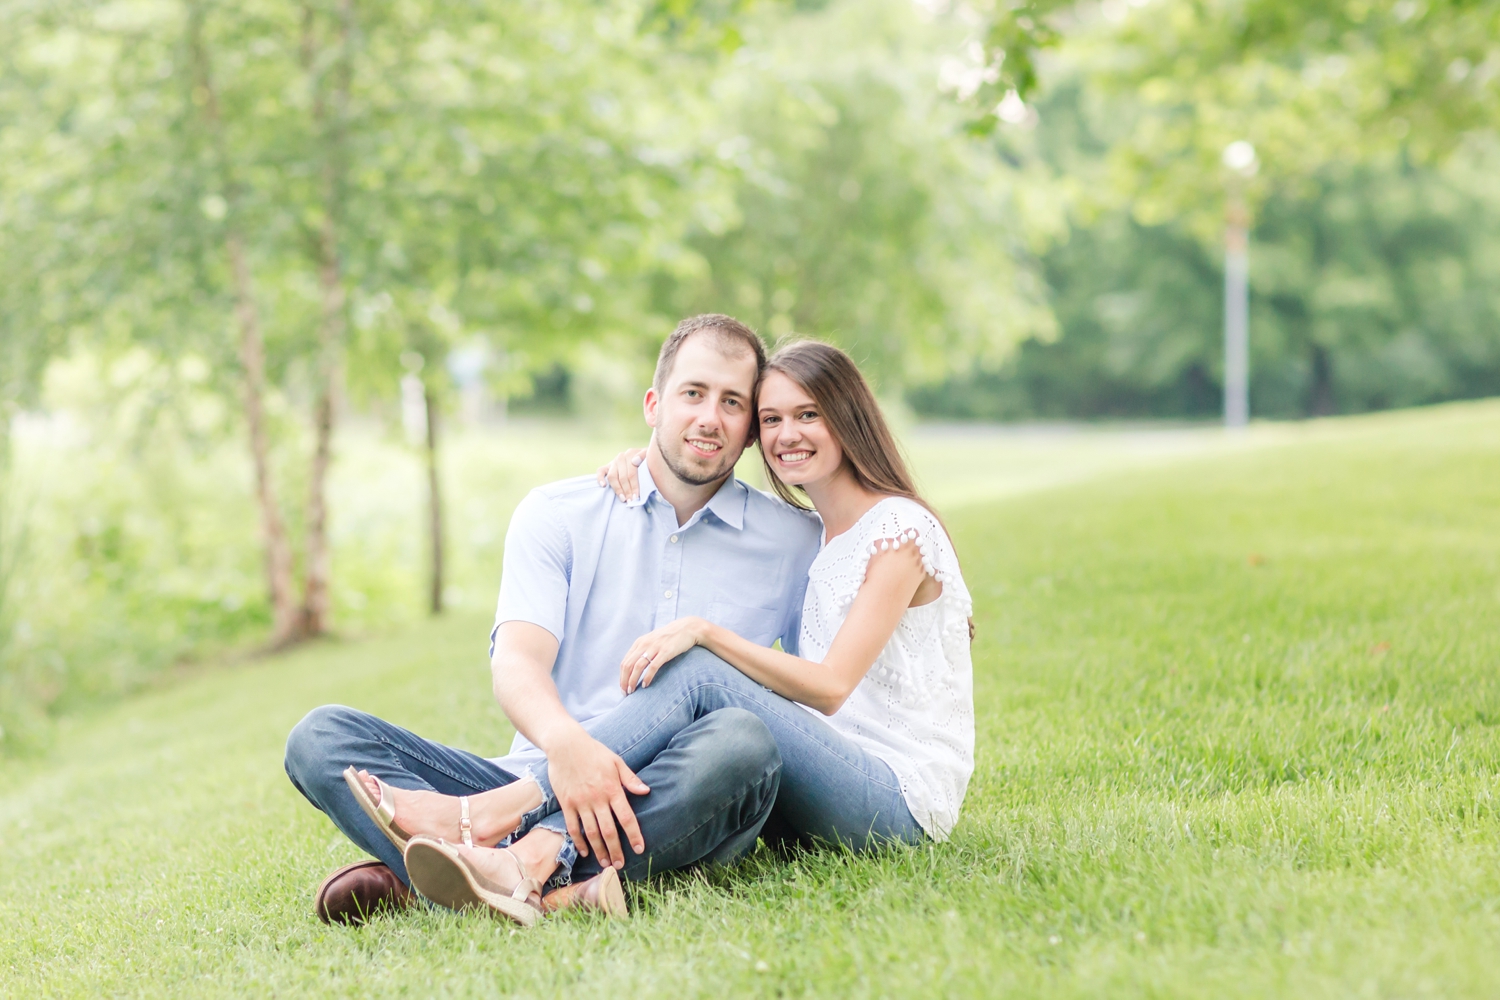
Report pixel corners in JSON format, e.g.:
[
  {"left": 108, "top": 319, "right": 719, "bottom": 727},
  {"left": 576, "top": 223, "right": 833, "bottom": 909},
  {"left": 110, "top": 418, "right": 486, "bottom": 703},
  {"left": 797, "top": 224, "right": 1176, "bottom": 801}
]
[{"left": 659, "top": 522, "right": 684, "bottom": 626}]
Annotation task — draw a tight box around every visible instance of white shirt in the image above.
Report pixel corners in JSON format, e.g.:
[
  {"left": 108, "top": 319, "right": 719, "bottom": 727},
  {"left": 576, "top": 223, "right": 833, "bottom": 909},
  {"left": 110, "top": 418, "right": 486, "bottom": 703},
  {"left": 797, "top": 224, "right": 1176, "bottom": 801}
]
[{"left": 798, "top": 497, "right": 975, "bottom": 840}]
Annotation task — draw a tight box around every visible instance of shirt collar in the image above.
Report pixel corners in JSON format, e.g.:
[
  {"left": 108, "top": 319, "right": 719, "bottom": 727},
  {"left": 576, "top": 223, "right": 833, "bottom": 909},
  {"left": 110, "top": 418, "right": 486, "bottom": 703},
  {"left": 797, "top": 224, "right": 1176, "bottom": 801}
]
[
  {"left": 704, "top": 474, "right": 748, "bottom": 530},
  {"left": 628, "top": 458, "right": 747, "bottom": 531}
]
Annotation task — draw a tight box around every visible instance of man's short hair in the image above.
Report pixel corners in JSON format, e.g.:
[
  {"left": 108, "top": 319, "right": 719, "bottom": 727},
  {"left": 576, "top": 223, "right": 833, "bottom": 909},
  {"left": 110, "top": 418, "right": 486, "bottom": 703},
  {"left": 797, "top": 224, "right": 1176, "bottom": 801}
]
[{"left": 652, "top": 314, "right": 767, "bottom": 394}]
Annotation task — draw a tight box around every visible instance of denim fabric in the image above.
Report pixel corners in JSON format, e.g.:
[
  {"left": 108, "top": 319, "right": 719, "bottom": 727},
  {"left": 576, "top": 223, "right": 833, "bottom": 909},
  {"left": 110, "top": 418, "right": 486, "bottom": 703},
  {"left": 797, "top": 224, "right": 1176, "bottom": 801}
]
[
  {"left": 283, "top": 704, "right": 781, "bottom": 888},
  {"left": 517, "top": 647, "right": 925, "bottom": 853}
]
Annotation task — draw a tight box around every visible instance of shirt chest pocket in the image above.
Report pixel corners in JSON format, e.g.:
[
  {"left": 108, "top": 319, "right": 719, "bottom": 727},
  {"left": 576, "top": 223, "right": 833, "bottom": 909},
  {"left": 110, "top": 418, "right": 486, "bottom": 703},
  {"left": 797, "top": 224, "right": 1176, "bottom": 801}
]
[{"left": 707, "top": 602, "right": 781, "bottom": 647}]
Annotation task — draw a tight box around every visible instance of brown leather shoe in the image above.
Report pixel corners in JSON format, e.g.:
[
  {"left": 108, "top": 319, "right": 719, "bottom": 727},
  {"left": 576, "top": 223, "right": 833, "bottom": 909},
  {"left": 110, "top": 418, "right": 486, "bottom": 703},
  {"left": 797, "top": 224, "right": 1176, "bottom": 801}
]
[
  {"left": 314, "top": 859, "right": 415, "bottom": 925},
  {"left": 540, "top": 866, "right": 628, "bottom": 919}
]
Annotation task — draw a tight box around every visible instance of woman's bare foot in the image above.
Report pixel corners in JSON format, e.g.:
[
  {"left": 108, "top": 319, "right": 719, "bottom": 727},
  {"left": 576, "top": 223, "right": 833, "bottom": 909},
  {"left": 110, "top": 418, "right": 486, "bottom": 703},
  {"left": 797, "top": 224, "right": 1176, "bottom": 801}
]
[{"left": 356, "top": 770, "right": 543, "bottom": 846}]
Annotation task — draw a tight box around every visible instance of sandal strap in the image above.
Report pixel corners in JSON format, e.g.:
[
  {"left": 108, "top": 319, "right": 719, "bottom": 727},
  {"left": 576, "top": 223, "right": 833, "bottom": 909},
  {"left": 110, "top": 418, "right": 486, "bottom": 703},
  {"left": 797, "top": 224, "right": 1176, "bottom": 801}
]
[
  {"left": 373, "top": 777, "right": 396, "bottom": 825},
  {"left": 501, "top": 847, "right": 542, "bottom": 903},
  {"left": 459, "top": 796, "right": 473, "bottom": 848}
]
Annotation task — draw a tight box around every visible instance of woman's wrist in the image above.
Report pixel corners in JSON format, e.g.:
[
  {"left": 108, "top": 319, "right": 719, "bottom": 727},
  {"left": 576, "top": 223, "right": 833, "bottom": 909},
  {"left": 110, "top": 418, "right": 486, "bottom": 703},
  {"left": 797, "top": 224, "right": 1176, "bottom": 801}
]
[{"left": 694, "top": 618, "right": 720, "bottom": 648}]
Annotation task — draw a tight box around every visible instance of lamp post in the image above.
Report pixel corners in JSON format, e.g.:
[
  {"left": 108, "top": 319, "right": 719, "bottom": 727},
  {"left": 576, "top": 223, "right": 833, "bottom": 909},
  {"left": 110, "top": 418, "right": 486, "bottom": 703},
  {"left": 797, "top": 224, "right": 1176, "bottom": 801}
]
[{"left": 1222, "top": 140, "right": 1257, "bottom": 429}]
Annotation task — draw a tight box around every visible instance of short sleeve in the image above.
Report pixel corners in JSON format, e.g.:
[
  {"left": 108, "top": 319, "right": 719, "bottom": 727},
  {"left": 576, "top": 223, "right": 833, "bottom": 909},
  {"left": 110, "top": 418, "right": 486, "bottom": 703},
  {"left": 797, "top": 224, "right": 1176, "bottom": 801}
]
[
  {"left": 490, "top": 490, "right": 571, "bottom": 656},
  {"left": 849, "top": 499, "right": 957, "bottom": 598}
]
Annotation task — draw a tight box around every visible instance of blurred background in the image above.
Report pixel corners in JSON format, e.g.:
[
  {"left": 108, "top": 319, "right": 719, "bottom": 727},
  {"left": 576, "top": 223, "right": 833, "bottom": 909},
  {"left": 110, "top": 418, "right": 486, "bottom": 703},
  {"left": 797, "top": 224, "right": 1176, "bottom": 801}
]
[{"left": 1, "top": 0, "right": 1496, "bottom": 751}]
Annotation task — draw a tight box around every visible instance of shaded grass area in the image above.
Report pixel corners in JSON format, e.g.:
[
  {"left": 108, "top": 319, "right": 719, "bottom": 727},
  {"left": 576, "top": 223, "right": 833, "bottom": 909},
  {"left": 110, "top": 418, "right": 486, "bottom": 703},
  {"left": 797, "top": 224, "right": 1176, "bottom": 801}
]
[{"left": 2, "top": 401, "right": 1499, "bottom": 997}]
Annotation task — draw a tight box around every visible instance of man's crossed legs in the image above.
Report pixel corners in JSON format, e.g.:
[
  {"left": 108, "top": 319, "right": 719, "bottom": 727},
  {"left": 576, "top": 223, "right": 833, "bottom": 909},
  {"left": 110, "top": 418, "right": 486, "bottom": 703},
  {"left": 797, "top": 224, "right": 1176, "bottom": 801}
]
[
  {"left": 286, "top": 649, "right": 921, "bottom": 922},
  {"left": 285, "top": 703, "right": 782, "bottom": 921}
]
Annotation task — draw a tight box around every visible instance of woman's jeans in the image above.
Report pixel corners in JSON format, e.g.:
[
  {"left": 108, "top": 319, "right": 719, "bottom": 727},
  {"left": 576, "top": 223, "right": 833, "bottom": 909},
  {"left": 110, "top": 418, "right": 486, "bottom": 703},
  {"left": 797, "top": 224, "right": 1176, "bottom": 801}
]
[{"left": 517, "top": 647, "right": 925, "bottom": 879}]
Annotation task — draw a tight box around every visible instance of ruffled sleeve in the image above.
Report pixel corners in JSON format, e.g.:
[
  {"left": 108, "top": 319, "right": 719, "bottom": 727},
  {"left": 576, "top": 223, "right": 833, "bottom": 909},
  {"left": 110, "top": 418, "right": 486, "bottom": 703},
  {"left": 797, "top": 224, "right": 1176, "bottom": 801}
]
[{"left": 835, "top": 499, "right": 962, "bottom": 603}]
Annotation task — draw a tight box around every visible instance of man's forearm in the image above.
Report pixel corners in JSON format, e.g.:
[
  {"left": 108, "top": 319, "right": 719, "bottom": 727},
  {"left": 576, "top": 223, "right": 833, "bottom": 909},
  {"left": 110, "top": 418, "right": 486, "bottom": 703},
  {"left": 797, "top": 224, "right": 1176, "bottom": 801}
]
[
  {"left": 488, "top": 620, "right": 589, "bottom": 754},
  {"left": 493, "top": 663, "right": 590, "bottom": 753},
  {"left": 489, "top": 619, "right": 646, "bottom": 866}
]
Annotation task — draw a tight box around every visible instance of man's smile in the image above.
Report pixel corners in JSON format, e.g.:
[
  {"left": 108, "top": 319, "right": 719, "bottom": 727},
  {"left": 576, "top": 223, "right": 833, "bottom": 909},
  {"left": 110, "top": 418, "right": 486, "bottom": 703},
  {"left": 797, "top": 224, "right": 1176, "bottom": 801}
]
[{"left": 685, "top": 437, "right": 724, "bottom": 458}]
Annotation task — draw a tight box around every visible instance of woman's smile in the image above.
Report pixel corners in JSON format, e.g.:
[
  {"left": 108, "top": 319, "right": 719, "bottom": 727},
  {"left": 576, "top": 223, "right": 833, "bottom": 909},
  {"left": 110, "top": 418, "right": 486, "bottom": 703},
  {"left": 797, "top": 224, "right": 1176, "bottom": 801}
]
[{"left": 758, "top": 371, "right": 843, "bottom": 486}]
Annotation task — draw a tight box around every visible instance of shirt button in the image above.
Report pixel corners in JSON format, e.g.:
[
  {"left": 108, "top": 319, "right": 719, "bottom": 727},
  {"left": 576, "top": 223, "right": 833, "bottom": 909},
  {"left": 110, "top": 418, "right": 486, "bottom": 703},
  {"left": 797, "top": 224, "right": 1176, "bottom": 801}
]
[
  {"left": 670, "top": 535, "right": 678, "bottom": 543},
  {"left": 664, "top": 590, "right": 673, "bottom": 598}
]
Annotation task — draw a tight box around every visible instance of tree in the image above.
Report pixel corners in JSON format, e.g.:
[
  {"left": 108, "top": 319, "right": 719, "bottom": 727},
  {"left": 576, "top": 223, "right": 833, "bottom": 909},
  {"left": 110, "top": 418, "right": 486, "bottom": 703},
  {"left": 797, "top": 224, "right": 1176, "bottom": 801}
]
[
  {"left": 187, "top": 1, "right": 300, "bottom": 645},
  {"left": 661, "top": 0, "right": 1061, "bottom": 387},
  {"left": 295, "top": 0, "right": 354, "bottom": 638}
]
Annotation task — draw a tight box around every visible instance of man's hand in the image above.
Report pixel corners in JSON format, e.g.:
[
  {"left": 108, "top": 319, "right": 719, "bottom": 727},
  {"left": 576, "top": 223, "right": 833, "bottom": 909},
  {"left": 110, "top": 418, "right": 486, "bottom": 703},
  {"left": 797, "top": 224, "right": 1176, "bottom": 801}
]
[
  {"left": 546, "top": 731, "right": 650, "bottom": 869},
  {"left": 490, "top": 620, "right": 650, "bottom": 868}
]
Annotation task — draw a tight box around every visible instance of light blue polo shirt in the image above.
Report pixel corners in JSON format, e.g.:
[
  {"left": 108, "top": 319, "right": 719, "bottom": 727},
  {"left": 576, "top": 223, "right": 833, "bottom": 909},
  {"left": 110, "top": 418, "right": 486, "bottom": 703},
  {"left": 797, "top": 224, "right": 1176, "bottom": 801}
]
[{"left": 489, "top": 461, "right": 822, "bottom": 770}]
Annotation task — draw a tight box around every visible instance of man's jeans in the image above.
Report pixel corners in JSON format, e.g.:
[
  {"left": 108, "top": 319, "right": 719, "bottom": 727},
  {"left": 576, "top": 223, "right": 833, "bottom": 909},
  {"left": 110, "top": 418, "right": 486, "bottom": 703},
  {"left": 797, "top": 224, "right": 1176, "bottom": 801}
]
[
  {"left": 515, "top": 647, "right": 924, "bottom": 852},
  {"left": 284, "top": 705, "right": 782, "bottom": 886}
]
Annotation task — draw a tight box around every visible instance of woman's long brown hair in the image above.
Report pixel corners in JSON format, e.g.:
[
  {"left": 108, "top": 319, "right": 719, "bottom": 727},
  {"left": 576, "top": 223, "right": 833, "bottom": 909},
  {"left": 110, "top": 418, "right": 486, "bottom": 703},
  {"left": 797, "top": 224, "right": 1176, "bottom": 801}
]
[
  {"left": 758, "top": 341, "right": 931, "bottom": 515},
  {"left": 757, "top": 340, "right": 973, "bottom": 639}
]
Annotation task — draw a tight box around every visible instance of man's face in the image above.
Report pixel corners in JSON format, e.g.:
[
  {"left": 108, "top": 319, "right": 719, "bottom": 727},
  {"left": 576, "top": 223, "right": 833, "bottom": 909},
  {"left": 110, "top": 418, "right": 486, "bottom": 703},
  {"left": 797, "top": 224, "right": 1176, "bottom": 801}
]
[{"left": 644, "top": 333, "right": 758, "bottom": 487}]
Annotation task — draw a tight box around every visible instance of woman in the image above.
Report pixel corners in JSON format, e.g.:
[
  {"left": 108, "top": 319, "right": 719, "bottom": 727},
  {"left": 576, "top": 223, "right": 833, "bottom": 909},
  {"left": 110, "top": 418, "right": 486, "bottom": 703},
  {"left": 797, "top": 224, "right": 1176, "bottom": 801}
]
[{"left": 350, "top": 341, "right": 974, "bottom": 924}]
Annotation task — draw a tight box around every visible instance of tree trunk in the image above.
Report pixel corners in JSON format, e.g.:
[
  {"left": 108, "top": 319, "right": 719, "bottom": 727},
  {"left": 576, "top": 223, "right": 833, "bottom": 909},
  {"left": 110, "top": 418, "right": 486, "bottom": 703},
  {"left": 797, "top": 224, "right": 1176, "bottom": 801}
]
[
  {"left": 424, "top": 380, "right": 444, "bottom": 616},
  {"left": 297, "top": 0, "right": 354, "bottom": 637},
  {"left": 299, "top": 215, "right": 341, "bottom": 638},
  {"left": 1307, "top": 341, "right": 1337, "bottom": 417},
  {"left": 228, "top": 232, "right": 299, "bottom": 645},
  {"left": 188, "top": 4, "right": 299, "bottom": 646}
]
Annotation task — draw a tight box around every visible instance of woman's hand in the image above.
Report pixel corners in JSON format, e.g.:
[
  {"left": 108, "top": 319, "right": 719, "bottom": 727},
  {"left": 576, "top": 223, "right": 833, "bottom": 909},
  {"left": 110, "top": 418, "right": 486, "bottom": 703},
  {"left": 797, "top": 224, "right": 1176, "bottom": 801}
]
[
  {"left": 619, "top": 617, "right": 710, "bottom": 693},
  {"left": 595, "top": 446, "right": 648, "bottom": 502}
]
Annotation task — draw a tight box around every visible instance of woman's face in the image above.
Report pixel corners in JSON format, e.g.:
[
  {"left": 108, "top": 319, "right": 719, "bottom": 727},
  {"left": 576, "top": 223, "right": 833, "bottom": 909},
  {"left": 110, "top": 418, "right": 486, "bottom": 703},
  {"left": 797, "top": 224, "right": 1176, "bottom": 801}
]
[{"left": 757, "top": 371, "right": 843, "bottom": 488}]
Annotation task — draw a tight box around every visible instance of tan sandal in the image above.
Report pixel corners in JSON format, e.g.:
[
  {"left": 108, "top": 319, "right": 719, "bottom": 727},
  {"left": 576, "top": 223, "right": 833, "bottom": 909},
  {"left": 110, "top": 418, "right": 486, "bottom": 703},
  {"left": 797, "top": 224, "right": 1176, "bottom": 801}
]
[
  {"left": 343, "top": 766, "right": 474, "bottom": 853},
  {"left": 403, "top": 836, "right": 543, "bottom": 927}
]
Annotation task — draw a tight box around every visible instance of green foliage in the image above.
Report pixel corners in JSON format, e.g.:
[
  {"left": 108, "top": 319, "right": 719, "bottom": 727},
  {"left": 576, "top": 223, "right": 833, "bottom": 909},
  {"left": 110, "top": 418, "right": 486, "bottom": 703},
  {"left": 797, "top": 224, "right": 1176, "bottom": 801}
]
[
  {"left": 912, "top": 77, "right": 1500, "bottom": 421},
  {"left": 0, "top": 355, "right": 651, "bottom": 750},
  {"left": 971, "top": 0, "right": 1068, "bottom": 115},
  {"left": 1105, "top": 0, "right": 1500, "bottom": 184},
  {"left": 660, "top": 0, "right": 1061, "bottom": 385},
  {"left": 2, "top": 401, "right": 1498, "bottom": 995},
  {"left": 5, "top": 0, "right": 1499, "bottom": 738},
  {"left": 910, "top": 213, "right": 1228, "bottom": 420},
  {"left": 967, "top": 0, "right": 1500, "bottom": 214},
  {"left": 918, "top": 148, "right": 1500, "bottom": 420}
]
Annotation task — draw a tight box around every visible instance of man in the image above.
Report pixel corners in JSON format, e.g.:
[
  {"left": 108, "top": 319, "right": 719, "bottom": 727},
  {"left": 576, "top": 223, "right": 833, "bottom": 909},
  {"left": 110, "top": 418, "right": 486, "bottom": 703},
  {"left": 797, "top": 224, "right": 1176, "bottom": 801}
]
[{"left": 284, "top": 314, "right": 821, "bottom": 924}]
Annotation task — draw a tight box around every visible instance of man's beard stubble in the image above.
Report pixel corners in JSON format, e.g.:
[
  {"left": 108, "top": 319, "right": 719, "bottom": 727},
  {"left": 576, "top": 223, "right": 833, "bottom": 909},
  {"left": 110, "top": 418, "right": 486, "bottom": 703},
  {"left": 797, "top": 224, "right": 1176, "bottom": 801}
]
[{"left": 657, "top": 435, "right": 741, "bottom": 487}]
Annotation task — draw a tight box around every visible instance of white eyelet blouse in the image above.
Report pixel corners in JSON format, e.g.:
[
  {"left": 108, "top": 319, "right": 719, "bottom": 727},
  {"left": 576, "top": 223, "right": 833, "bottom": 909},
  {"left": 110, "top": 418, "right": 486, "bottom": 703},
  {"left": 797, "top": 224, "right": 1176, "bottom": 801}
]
[{"left": 798, "top": 496, "right": 975, "bottom": 840}]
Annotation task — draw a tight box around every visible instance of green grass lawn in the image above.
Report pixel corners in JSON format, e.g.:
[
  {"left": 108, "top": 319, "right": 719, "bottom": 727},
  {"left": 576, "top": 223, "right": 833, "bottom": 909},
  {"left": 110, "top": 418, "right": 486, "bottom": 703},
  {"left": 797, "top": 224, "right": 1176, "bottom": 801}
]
[{"left": 3, "top": 401, "right": 1499, "bottom": 997}]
